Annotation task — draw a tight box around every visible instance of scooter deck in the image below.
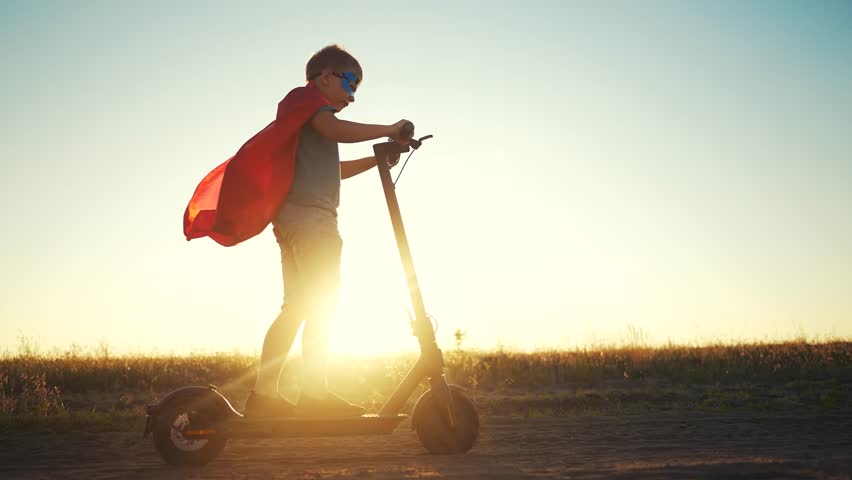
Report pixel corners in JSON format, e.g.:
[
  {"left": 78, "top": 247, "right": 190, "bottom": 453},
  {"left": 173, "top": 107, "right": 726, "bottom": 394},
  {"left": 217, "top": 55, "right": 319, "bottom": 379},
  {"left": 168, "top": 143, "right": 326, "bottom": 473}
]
[{"left": 225, "top": 413, "right": 408, "bottom": 438}]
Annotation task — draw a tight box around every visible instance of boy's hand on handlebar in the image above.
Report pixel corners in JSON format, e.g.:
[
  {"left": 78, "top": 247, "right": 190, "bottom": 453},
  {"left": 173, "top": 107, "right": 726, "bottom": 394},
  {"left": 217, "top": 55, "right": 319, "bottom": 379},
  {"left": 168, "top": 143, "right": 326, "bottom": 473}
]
[
  {"left": 373, "top": 152, "right": 400, "bottom": 169},
  {"left": 389, "top": 119, "right": 412, "bottom": 144},
  {"left": 387, "top": 151, "right": 401, "bottom": 168}
]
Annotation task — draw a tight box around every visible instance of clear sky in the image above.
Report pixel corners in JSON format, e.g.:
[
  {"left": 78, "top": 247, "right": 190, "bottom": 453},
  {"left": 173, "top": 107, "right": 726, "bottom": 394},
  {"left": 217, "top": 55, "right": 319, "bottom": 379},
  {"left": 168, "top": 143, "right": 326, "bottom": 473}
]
[{"left": 2, "top": 1, "right": 851, "bottom": 355}]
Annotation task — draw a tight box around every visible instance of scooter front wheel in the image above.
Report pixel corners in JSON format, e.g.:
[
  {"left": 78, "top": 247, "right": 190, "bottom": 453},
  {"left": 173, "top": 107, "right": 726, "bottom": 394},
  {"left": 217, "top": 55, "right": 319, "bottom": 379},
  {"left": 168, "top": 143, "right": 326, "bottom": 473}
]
[
  {"left": 411, "top": 384, "right": 479, "bottom": 454},
  {"left": 152, "top": 402, "right": 228, "bottom": 466}
]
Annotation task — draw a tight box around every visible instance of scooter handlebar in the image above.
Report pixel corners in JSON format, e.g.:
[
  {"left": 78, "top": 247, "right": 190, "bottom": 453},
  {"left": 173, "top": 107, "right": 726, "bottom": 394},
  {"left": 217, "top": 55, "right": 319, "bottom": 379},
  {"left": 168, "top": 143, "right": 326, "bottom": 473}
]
[
  {"left": 374, "top": 139, "right": 410, "bottom": 159},
  {"left": 400, "top": 121, "right": 415, "bottom": 141},
  {"left": 376, "top": 121, "right": 414, "bottom": 158},
  {"left": 374, "top": 121, "right": 432, "bottom": 159},
  {"left": 398, "top": 122, "right": 430, "bottom": 150}
]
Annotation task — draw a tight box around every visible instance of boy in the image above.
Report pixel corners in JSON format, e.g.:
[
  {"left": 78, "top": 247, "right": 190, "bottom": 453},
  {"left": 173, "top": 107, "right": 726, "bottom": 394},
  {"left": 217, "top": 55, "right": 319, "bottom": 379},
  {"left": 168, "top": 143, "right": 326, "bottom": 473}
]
[{"left": 244, "top": 45, "right": 412, "bottom": 417}]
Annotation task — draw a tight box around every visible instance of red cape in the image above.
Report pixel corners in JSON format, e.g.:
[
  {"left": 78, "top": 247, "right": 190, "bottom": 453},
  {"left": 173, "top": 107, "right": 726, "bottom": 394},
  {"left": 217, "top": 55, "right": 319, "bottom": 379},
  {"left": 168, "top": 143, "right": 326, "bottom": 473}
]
[{"left": 183, "top": 84, "right": 330, "bottom": 246}]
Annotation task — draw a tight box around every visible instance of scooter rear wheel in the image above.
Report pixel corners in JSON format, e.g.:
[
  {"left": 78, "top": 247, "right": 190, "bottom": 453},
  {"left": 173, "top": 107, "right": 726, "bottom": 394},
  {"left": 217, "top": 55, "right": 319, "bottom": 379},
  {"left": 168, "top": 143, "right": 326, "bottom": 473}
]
[
  {"left": 152, "top": 403, "right": 228, "bottom": 466},
  {"left": 412, "top": 385, "right": 479, "bottom": 454}
]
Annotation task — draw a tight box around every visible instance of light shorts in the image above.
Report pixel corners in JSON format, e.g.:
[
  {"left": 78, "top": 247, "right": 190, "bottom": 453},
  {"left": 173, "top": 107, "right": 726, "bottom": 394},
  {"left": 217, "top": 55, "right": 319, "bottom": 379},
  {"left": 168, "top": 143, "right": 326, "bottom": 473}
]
[{"left": 271, "top": 203, "right": 342, "bottom": 315}]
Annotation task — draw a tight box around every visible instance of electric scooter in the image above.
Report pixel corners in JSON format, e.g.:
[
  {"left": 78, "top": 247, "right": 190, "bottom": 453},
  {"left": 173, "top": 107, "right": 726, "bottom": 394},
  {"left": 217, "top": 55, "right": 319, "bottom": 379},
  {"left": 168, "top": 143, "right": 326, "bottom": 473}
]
[{"left": 144, "top": 122, "right": 480, "bottom": 466}]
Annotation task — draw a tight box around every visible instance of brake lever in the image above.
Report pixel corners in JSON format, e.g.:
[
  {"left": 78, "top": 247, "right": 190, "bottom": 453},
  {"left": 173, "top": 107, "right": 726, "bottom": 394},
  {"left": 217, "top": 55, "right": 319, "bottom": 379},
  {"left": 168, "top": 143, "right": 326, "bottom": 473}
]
[{"left": 404, "top": 135, "right": 433, "bottom": 150}]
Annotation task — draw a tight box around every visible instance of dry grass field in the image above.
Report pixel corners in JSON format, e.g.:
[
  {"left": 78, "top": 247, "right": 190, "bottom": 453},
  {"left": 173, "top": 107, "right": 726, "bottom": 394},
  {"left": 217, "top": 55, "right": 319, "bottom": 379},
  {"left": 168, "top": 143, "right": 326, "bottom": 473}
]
[
  {"left": 1, "top": 340, "right": 851, "bottom": 478},
  {"left": 3, "top": 340, "right": 851, "bottom": 424}
]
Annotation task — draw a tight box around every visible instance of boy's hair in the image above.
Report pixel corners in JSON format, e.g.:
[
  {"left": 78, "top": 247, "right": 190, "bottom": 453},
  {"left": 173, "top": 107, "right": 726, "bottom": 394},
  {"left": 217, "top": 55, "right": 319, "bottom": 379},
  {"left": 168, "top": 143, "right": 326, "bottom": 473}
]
[{"left": 306, "top": 45, "right": 363, "bottom": 83}]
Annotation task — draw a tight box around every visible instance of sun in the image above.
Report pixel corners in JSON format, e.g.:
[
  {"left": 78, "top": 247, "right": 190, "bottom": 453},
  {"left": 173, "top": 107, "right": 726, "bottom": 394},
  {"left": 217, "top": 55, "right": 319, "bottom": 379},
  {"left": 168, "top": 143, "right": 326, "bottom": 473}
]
[
  {"left": 329, "top": 196, "right": 440, "bottom": 357},
  {"left": 329, "top": 289, "right": 418, "bottom": 356}
]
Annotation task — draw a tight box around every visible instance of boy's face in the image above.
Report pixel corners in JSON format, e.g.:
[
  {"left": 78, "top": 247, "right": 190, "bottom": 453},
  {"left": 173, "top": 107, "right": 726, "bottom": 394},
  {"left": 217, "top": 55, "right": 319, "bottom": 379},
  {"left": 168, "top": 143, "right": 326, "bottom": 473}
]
[{"left": 315, "top": 69, "right": 360, "bottom": 112}]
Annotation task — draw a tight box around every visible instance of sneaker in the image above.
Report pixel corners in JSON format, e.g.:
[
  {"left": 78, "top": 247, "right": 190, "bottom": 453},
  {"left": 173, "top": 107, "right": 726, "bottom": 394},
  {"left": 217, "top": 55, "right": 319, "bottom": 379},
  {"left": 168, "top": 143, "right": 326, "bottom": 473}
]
[
  {"left": 243, "top": 390, "right": 297, "bottom": 418},
  {"left": 297, "top": 392, "right": 366, "bottom": 418}
]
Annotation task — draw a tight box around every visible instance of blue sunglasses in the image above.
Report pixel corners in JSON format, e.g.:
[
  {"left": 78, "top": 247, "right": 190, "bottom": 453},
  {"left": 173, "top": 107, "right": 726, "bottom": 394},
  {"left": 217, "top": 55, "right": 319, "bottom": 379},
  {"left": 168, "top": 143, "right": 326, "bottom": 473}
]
[{"left": 331, "top": 71, "right": 359, "bottom": 96}]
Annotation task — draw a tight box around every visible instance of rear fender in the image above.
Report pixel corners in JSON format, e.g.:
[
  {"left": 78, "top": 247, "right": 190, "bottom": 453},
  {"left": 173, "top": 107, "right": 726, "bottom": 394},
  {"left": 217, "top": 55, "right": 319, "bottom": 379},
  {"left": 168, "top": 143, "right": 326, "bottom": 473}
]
[{"left": 143, "top": 385, "right": 241, "bottom": 437}]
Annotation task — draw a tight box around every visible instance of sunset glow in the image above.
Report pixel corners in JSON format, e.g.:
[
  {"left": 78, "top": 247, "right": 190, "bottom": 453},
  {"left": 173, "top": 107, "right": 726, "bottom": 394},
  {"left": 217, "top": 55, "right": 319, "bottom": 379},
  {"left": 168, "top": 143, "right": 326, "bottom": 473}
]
[{"left": 1, "top": 2, "right": 850, "bottom": 355}]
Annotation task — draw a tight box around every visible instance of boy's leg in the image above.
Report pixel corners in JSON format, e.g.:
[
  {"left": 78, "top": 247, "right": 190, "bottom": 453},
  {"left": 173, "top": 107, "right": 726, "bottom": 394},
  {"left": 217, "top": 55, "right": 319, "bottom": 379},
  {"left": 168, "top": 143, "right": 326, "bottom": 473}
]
[
  {"left": 299, "top": 275, "right": 339, "bottom": 399},
  {"left": 253, "top": 225, "right": 304, "bottom": 398},
  {"left": 259, "top": 205, "right": 362, "bottom": 416},
  {"left": 287, "top": 212, "right": 364, "bottom": 416},
  {"left": 253, "top": 305, "right": 303, "bottom": 398},
  {"left": 289, "top": 218, "right": 342, "bottom": 400}
]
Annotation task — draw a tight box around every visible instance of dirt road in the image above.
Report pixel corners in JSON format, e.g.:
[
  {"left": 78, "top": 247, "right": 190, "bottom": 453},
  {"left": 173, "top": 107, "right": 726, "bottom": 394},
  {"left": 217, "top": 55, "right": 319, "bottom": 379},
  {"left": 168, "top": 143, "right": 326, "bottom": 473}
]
[{"left": 1, "top": 413, "right": 850, "bottom": 479}]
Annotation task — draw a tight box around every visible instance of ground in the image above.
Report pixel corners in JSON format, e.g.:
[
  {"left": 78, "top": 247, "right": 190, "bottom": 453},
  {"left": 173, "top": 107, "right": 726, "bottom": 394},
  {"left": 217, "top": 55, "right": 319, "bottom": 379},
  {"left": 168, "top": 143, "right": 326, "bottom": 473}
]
[{"left": 1, "top": 413, "right": 851, "bottom": 479}]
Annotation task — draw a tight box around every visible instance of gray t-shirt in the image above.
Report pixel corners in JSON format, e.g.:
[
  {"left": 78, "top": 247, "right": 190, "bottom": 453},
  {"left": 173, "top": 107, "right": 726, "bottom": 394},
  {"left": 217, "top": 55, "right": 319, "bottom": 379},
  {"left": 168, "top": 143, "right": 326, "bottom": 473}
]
[{"left": 283, "top": 105, "right": 340, "bottom": 214}]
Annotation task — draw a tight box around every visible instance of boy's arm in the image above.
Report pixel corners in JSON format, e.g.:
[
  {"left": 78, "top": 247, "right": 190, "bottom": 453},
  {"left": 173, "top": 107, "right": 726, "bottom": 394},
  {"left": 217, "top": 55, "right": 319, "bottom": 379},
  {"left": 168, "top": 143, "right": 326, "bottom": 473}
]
[
  {"left": 340, "top": 156, "right": 377, "bottom": 179},
  {"left": 311, "top": 111, "right": 391, "bottom": 143},
  {"left": 311, "top": 111, "right": 410, "bottom": 144}
]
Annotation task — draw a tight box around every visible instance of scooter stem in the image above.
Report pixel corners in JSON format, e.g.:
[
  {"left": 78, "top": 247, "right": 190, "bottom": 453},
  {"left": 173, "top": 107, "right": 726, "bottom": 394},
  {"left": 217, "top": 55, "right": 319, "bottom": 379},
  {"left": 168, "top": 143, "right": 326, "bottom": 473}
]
[
  {"left": 372, "top": 139, "right": 454, "bottom": 420},
  {"left": 372, "top": 140, "right": 438, "bottom": 350}
]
